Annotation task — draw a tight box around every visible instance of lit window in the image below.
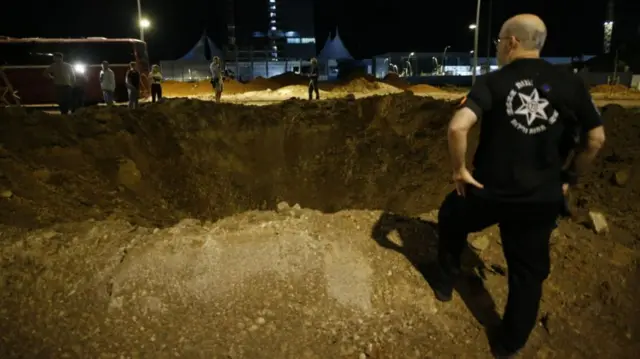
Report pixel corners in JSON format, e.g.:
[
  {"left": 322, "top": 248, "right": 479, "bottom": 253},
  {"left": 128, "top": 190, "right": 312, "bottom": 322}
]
[
  {"left": 301, "top": 37, "right": 316, "bottom": 44},
  {"left": 270, "top": 5, "right": 276, "bottom": 10},
  {"left": 286, "top": 38, "right": 301, "bottom": 44},
  {"left": 271, "top": 26, "right": 276, "bottom": 31},
  {"left": 270, "top": 12, "right": 275, "bottom": 17},
  {"left": 269, "top": 0, "right": 275, "bottom": 3},
  {"left": 271, "top": 19, "right": 276, "bottom": 24},
  {"left": 273, "top": 46, "right": 278, "bottom": 50}
]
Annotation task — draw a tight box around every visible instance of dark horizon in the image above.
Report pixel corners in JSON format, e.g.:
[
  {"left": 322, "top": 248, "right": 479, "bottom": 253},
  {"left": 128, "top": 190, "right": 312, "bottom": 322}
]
[{"left": 2, "top": 0, "right": 639, "bottom": 61}]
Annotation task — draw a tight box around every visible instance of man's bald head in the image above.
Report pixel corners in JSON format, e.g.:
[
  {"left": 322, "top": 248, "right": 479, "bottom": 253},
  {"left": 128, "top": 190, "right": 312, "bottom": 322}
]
[{"left": 501, "top": 14, "right": 547, "bottom": 51}]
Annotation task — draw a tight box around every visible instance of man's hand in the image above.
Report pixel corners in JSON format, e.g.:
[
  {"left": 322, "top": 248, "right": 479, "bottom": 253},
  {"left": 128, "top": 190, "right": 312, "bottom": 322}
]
[{"left": 453, "top": 167, "right": 483, "bottom": 197}]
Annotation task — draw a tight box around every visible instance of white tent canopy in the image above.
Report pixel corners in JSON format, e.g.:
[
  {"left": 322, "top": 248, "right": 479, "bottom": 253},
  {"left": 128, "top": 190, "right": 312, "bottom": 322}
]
[
  {"left": 160, "top": 31, "right": 223, "bottom": 81},
  {"left": 317, "top": 27, "right": 353, "bottom": 60},
  {"left": 177, "top": 31, "right": 222, "bottom": 61}
]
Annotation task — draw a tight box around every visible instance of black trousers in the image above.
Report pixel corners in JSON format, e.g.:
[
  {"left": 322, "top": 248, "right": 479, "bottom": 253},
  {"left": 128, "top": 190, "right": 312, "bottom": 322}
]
[
  {"left": 151, "top": 83, "right": 162, "bottom": 103},
  {"left": 308, "top": 78, "right": 319, "bottom": 100},
  {"left": 71, "top": 86, "right": 85, "bottom": 113},
  {"left": 55, "top": 85, "right": 72, "bottom": 114},
  {"left": 437, "top": 190, "right": 560, "bottom": 352}
]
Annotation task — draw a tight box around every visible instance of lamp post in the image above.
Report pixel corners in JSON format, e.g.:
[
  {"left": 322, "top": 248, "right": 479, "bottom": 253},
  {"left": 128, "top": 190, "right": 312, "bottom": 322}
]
[
  {"left": 136, "top": 0, "right": 149, "bottom": 41},
  {"left": 441, "top": 45, "right": 450, "bottom": 75},
  {"left": 472, "top": 0, "right": 481, "bottom": 84}
]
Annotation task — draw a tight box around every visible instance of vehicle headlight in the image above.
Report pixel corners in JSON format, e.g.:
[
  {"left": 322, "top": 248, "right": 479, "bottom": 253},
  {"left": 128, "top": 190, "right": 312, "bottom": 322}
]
[{"left": 73, "top": 63, "right": 86, "bottom": 74}]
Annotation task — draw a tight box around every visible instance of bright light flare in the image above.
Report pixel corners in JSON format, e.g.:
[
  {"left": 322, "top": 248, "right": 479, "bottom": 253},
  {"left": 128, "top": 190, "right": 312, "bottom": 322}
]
[
  {"left": 139, "top": 18, "right": 151, "bottom": 29},
  {"left": 73, "top": 63, "right": 86, "bottom": 74},
  {"left": 469, "top": 24, "right": 477, "bottom": 30}
]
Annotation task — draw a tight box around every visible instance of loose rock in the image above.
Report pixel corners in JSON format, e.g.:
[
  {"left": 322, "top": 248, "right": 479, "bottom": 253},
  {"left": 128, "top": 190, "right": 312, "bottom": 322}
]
[{"left": 588, "top": 211, "right": 609, "bottom": 234}]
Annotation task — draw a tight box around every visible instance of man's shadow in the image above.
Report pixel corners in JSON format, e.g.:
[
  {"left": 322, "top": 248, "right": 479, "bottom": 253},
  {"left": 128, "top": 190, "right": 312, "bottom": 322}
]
[{"left": 371, "top": 212, "right": 503, "bottom": 330}]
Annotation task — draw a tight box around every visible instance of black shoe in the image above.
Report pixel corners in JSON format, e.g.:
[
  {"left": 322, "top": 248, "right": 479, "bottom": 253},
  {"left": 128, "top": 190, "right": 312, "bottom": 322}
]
[
  {"left": 489, "top": 327, "right": 521, "bottom": 358},
  {"left": 422, "top": 262, "right": 456, "bottom": 302},
  {"left": 492, "top": 344, "right": 519, "bottom": 358}
]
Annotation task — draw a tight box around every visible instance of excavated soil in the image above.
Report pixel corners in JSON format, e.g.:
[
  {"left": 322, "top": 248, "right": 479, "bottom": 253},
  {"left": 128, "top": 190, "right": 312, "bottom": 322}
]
[{"left": 0, "top": 94, "right": 639, "bottom": 358}]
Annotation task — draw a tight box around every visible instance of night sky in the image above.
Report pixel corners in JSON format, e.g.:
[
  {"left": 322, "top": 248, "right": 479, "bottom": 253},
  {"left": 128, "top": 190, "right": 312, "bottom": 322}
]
[{"left": 2, "top": 0, "right": 639, "bottom": 61}]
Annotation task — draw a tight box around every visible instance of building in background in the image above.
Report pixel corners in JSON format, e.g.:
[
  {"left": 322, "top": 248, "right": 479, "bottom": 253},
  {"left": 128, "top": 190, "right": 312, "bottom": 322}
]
[{"left": 245, "top": 0, "right": 316, "bottom": 60}]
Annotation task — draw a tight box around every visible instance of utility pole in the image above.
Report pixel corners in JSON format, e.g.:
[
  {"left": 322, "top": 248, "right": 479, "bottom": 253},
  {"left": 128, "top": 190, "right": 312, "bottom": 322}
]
[
  {"left": 226, "top": 0, "right": 238, "bottom": 75},
  {"left": 137, "top": 0, "right": 144, "bottom": 41},
  {"left": 485, "top": 0, "right": 492, "bottom": 73},
  {"left": 472, "top": 0, "right": 481, "bottom": 84}
]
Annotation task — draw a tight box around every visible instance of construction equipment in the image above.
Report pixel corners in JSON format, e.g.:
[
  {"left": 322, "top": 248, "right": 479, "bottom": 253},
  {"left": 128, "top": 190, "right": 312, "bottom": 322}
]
[{"left": 0, "top": 68, "right": 21, "bottom": 106}]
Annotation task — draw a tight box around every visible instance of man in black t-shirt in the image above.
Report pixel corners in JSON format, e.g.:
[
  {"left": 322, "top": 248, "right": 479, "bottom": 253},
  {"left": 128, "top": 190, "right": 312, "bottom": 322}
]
[
  {"left": 125, "top": 62, "right": 141, "bottom": 109},
  {"left": 432, "top": 14, "right": 605, "bottom": 358}
]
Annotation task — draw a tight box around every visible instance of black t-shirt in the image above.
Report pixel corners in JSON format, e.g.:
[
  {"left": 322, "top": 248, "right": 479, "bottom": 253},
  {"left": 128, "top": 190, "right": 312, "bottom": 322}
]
[
  {"left": 310, "top": 64, "right": 319, "bottom": 79},
  {"left": 126, "top": 70, "right": 141, "bottom": 89},
  {"left": 463, "top": 58, "right": 602, "bottom": 203}
]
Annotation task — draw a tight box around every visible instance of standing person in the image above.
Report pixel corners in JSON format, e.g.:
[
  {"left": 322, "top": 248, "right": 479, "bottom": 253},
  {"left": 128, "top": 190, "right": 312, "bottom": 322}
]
[
  {"left": 100, "top": 61, "right": 116, "bottom": 106},
  {"left": 150, "top": 64, "right": 163, "bottom": 103},
  {"left": 431, "top": 14, "right": 605, "bottom": 358},
  {"left": 308, "top": 57, "right": 319, "bottom": 100},
  {"left": 43, "top": 53, "right": 75, "bottom": 114},
  {"left": 71, "top": 67, "right": 87, "bottom": 113},
  {"left": 210, "top": 56, "right": 223, "bottom": 103},
  {"left": 125, "top": 62, "right": 141, "bottom": 109}
]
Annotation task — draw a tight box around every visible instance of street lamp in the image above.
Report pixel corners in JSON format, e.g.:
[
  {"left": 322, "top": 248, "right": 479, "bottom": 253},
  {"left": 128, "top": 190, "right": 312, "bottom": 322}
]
[
  {"left": 469, "top": 24, "right": 477, "bottom": 30},
  {"left": 136, "top": 0, "right": 146, "bottom": 41},
  {"left": 442, "top": 45, "right": 451, "bottom": 75},
  {"left": 138, "top": 18, "right": 150, "bottom": 41},
  {"left": 472, "top": 0, "right": 481, "bottom": 84}
]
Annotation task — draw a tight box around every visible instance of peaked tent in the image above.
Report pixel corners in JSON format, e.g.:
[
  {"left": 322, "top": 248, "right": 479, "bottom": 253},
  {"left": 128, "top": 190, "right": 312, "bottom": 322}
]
[
  {"left": 331, "top": 27, "right": 353, "bottom": 60},
  {"left": 317, "top": 33, "right": 332, "bottom": 58},
  {"left": 317, "top": 27, "right": 353, "bottom": 60},
  {"left": 177, "top": 31, "right": 222, "bottom": 62}
]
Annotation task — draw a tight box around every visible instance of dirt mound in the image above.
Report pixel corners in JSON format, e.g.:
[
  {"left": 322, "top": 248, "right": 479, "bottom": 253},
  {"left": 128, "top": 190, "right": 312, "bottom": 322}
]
[
  {"left": 591, "top": 84, "right": 631, "bottom": 93},
  {"left": 163, "top": 79, "right": 248, "bottom": 97},
  {"left": 383, "top": 73, "right": 410, "bottom": 90},
  {"left": 248, "top": 76, "right": 280, "bottom": 90},
  {"left": 572, "top": 104, "right": 640, "bottom": 233},
  {"left": 1, "top": 206, "right": 638, "bottom": 358},
  {"left": 407, "top": 84, "right": 444, "bottom": 93},
  {"left": 0, "top": 94, "right": 455, "bottom": 228},
  {"left": 0, "top": 95, "right": 639, "bottom": 358},
  {"left": 333, "top": 77, "right": 385, "bottom": 93},
  {"left": 1, "top": 96, "right": 639, "bottom": 235},
  {"left": 270, "top": 72, "right": 309, "bottom": 86}
]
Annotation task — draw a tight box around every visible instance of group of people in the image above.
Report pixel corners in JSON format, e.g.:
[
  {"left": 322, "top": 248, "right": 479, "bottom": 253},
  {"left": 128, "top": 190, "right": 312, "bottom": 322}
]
[
  {"left": 207, "top": 56, "right": 321, "bottom": 102},
  {"left": 102, "top": 61, "right": 164, "bottom": 109},
  {"left": 45, "top": 52, "right": 164, "bottom": 113}
]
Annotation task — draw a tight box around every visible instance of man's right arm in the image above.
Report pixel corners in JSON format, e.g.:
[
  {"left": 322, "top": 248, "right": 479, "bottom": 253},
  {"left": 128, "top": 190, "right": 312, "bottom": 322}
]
[
  {"left": 569, "top": 80, "right": 606, "bottom": 177},
  {"left": 43, "top": 65, "right": 53, "bottom": 79}
]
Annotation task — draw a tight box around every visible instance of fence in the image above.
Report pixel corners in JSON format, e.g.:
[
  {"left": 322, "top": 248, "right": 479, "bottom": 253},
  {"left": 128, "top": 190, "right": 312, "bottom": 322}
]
[
  {"left": 159, "top": 60, "right": 317, "bottom": 82},
  {"left": 577, "top": 71, "right": 633, "bottom": 87}
]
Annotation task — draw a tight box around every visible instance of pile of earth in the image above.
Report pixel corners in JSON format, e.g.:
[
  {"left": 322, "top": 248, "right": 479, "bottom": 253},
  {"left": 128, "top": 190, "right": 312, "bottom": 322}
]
[
  {"left": 591, "top": 84, "right": 632, "bottom": 93},
  {"left": 383, "top": 73, "right": 410, "bottom": 90},
  {"left": 0, "top": 95, "right": 639, "bottom": 358},
  {"left": 0, "top": 94, "right": 455, "bottom": 229},
  {"left": 162, "top": 78, "right": 249, "bottom": 97},
  {"left": 270, "top": 72, "right": 310, "bottom": 86},
  {"left": 248, "top": 76, "right": 280, "bottom": 90},
  {"left": 407, "top": 84, "right": 444, "bottom": 94},
  {"left": 333, "top": 78, "right": 397, "bottom": 94}
]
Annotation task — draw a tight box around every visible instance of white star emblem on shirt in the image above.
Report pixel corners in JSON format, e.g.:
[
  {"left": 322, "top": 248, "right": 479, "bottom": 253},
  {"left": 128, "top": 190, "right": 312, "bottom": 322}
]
[{"left": 514, "top": 89, "right": 549, "bottom": 126}]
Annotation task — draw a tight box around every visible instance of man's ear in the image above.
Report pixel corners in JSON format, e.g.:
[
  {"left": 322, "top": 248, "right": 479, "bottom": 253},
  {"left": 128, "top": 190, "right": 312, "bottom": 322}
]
[{"left": 457, "top": 96, "right": 467, "bottom": 109}]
